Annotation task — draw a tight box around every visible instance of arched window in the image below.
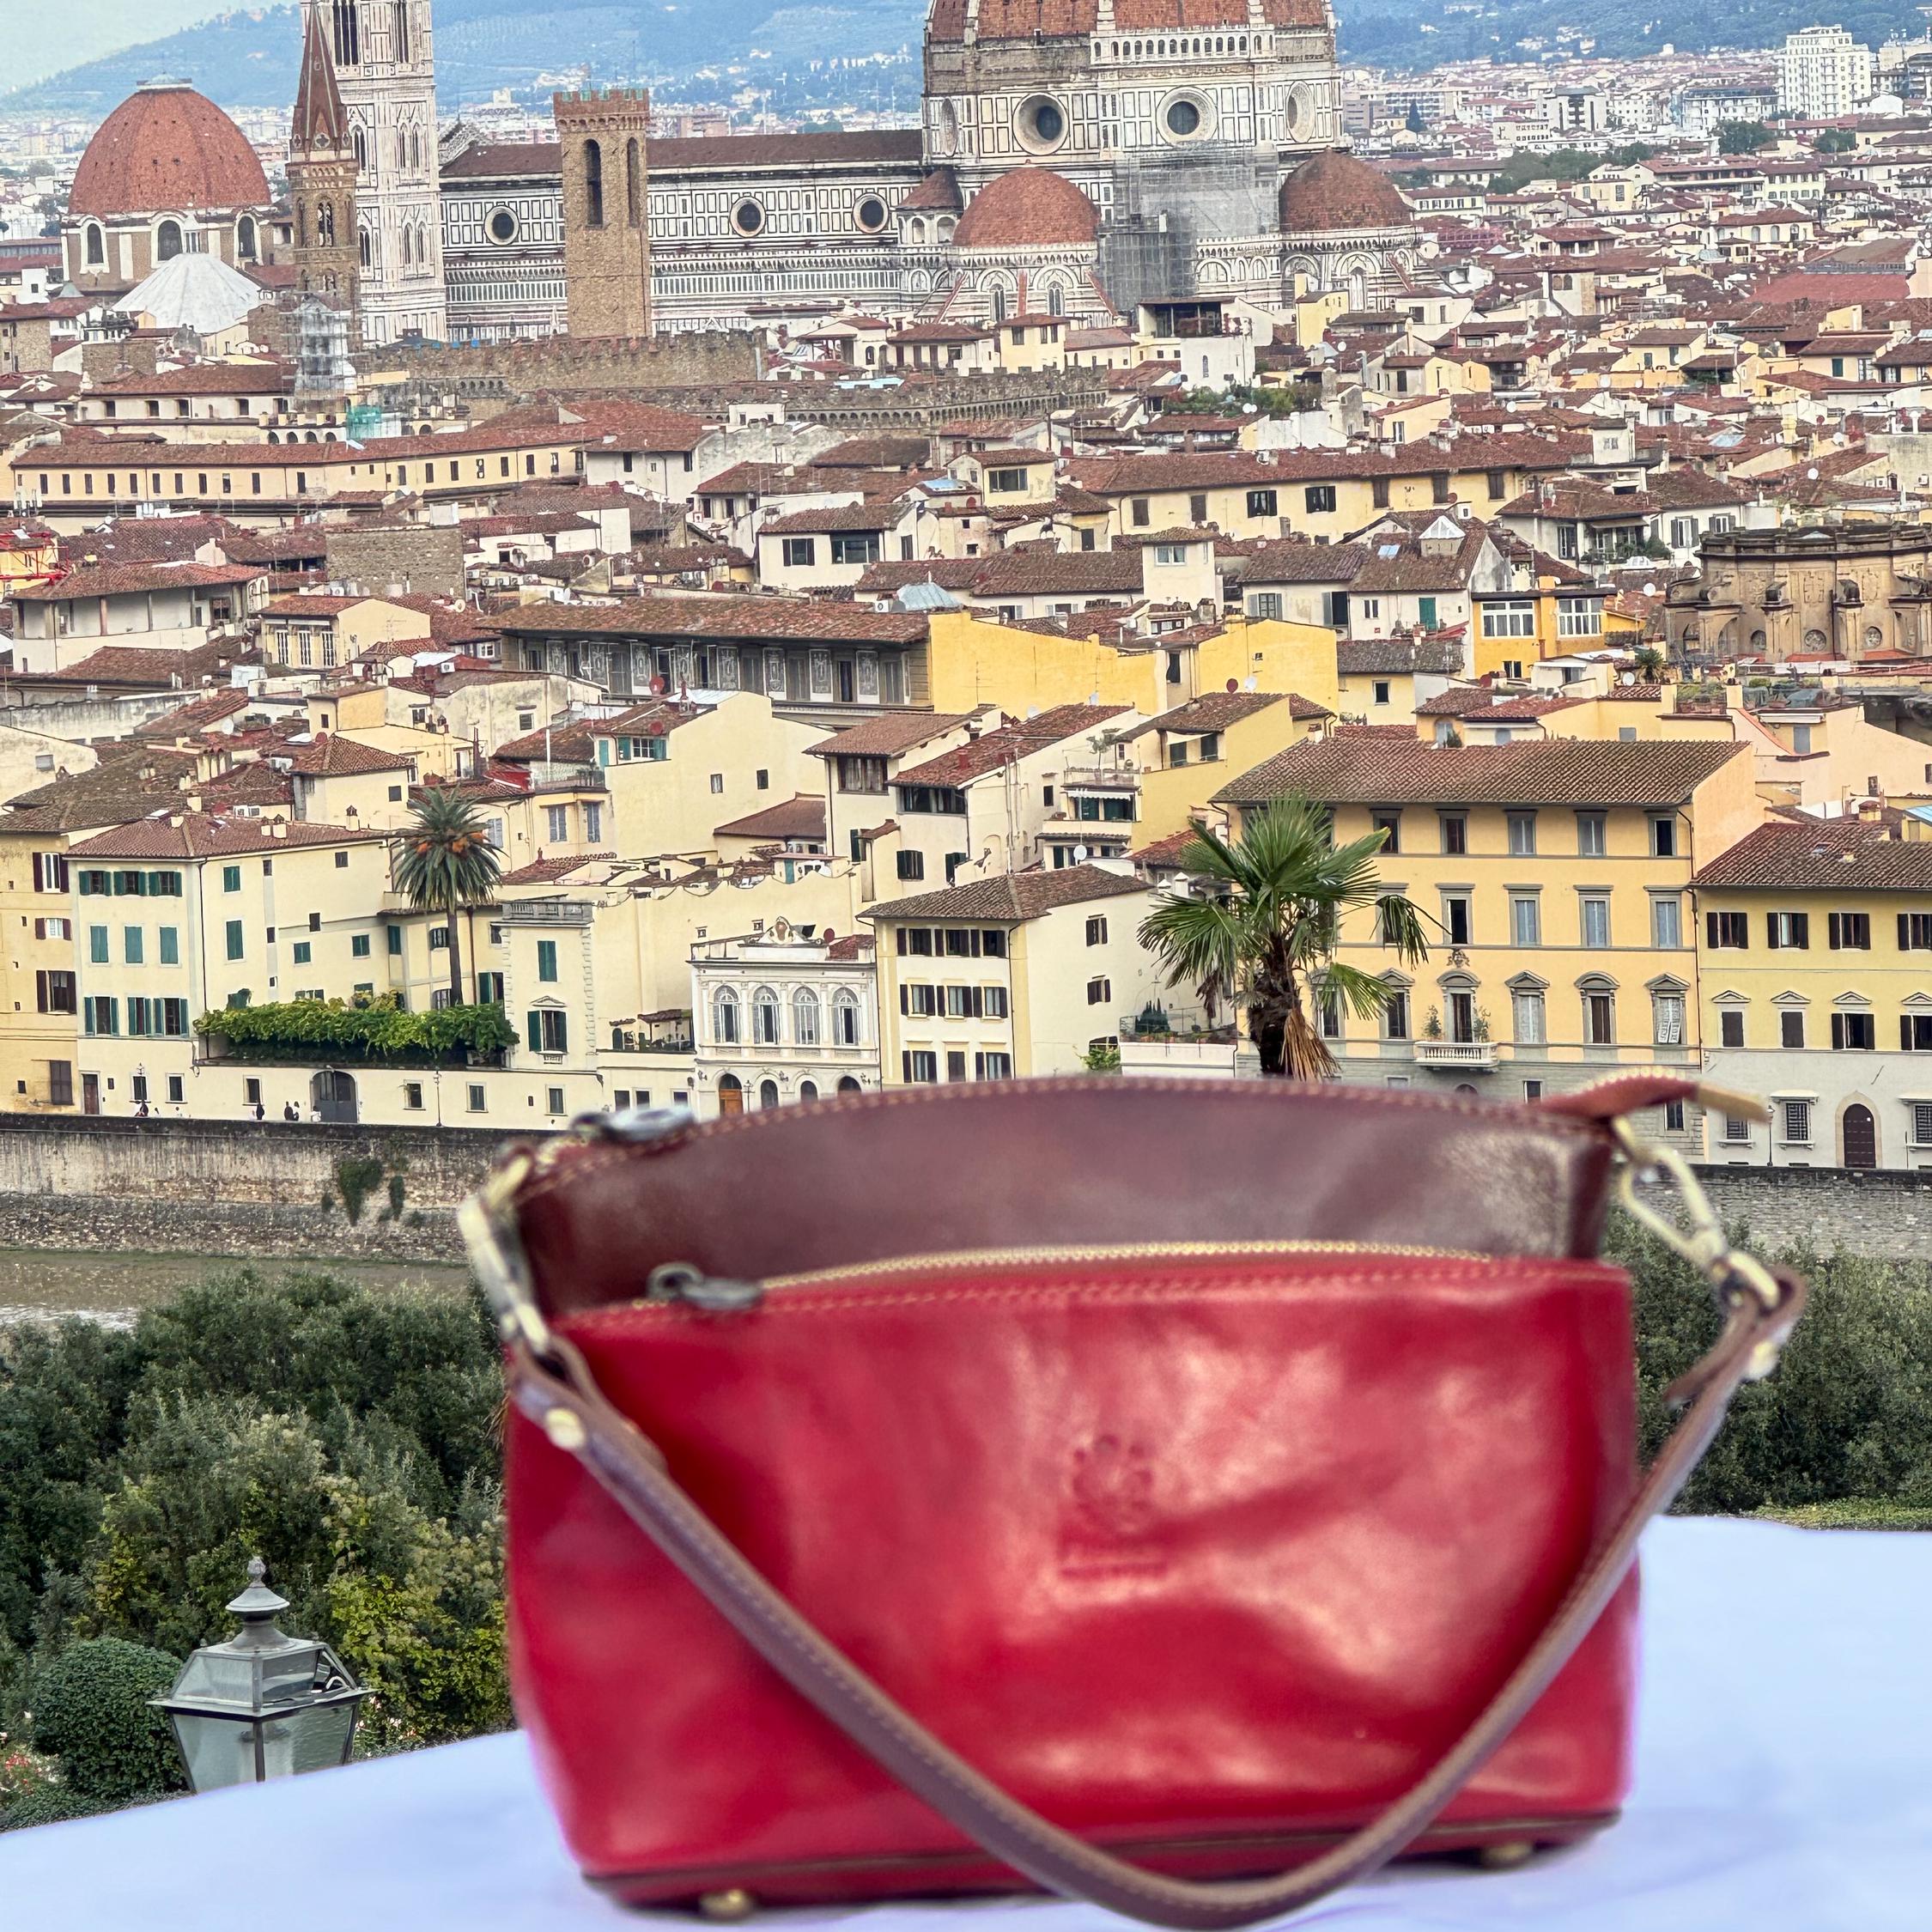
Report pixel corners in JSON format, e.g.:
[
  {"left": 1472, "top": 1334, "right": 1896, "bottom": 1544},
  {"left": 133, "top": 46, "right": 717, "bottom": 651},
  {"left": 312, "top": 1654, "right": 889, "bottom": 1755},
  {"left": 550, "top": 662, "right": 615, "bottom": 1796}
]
[
  {"left": 713, "top": 987, "right": 740, "bottom": 1044},
  {"left": 155, "top": 220, "right": 184, "bottom": 262},
  {"left": 392, "top": 0, "right": 410, "bottom": 62},
  {"left": 237, "top": 215, "right": 257, "bottom": 261},
  {"left": 626, "top": 137, "right": 642, "bottom": 227},
  {"left": 757, "top": 1078, "right": 781, "bottom": 1109},
  {"left": 84, "top": 222, "right": 105, "bottom": 267},
  {"left": 1579, "top": 976, "right": 1617, "bottom": 1048},
  {"left": 583, "top": 139, "right": 605, "bottom": 228},
  {"left": 751, "top": 987, "right": 780, "bottom": 1046},
  {"left": 832, "top": 988, "right": 860, "bottom": 1047},
  {"left": 401, "top": 225, "right": 413, "bottom": 266},
  {"left": 992, "top": 283, "right": 1007, "bottom": 324},
  {"left": 359, "top": 227, "right": 373, "bottom": 269},
  {"left": 837, "top": 1075, "right": 862, "bottom": 1094},
  {"left": 1048, "top": 283, "right": 1064, "bottom": 316},
  {"left": 352, "top": 126, "right": 368, "bottom": 168},
  {"left": 793, "top": 987, "right": 821, "bottom": 1047},
  {"left": 332, "top": 0, "right": 360, "bottom": 66},
  {"left": 295, "top": 204, "right": 308, "bottom": 248},
  {"left": 317, "top": 199, "right": 335, "bottom": 246},
  {"left": 799, "top": 1080, "right": 818, "bottom": 1103}
]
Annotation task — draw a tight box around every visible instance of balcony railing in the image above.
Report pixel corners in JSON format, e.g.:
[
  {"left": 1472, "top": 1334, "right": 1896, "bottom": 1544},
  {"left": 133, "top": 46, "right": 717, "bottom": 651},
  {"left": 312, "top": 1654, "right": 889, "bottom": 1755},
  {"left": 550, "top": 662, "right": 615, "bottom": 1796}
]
[{"left": 1412, "top": 1040, "right": 1498, "bottom": 1070}]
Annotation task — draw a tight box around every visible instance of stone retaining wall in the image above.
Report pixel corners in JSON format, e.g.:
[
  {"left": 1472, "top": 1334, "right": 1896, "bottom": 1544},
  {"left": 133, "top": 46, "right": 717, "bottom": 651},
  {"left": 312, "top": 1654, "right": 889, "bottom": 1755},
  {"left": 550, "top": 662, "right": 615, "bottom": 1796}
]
[{"left": 1694, "top": 1163, "right": 1932, "bottom": 1264}]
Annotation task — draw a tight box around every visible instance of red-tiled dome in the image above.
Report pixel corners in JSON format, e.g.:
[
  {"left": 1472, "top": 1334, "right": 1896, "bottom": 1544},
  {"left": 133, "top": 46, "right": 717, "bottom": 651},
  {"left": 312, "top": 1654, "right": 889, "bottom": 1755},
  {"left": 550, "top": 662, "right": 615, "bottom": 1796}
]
[
  {"left": 953, "top": 168, "right": 1100, "bottom": 249},
  {"left": 1279, "top": 150, "right": 1413, "bottom": 234},
  {"left": 70, "top": 82, "right": 270, "bottom": 221}
]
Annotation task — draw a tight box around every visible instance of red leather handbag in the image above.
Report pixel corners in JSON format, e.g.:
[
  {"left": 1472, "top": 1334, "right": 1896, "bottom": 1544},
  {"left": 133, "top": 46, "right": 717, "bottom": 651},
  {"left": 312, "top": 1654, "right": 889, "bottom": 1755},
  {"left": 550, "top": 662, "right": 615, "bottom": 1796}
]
[{"left": 461, "top": 1077, "right": 1802, "bottom": 1928}]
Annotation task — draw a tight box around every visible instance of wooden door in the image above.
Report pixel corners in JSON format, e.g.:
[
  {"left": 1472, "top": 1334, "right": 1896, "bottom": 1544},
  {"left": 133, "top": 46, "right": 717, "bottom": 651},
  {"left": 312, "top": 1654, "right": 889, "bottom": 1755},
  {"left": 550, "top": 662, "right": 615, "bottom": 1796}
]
[
  {"left": 1844, "top": 1103, "right": 1877, "bottom": 1170},
  {"left": 82, "top": 1072, "right": 100, "bottom": 1115}
]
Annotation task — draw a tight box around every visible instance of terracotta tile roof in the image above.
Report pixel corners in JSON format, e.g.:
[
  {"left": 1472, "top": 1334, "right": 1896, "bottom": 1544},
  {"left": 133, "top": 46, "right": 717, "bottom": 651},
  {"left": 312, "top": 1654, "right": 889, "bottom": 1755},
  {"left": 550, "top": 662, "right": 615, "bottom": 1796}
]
[
  {"left": 492, "top": 594, "right": 927, "bottom": 645},
  {"left": 288, "top": 732, "right": 416, "bottom": 776},
  {"left": 862, "top": 862, "right": 1150, "bottom": 923},
  {"left": 69, "top": 82, "right": 270, "bottom": 219},
  {"left": 499, "top": 851, "right": 617, "bottom": 884},
  {"left": 94, "top": 361, "right": 292, "bottom": 397},
  {"left": 1125, "top": 690, "right": 1322, "bottom": 738},
  {"left": 1279, "top": 151, "right": 1413, "bottom": 234},
  {"left": 806, "top": 711, "right": 983, "bottom": 758},
  {"left": 1214, "top": 736, "right": 1746, "bottom": 809},
  {"left": 809, "top": 436, "right": 933, "bottom": 470},
  {"left": 493, "top": 718, "right": 600, "bottom": 763},
  {"left": 713, "top": 794, "right": 827, "bottom": 841},
  {"left": 651, "top": 131, "right": 922, "bottom": 171},
  {"left": 440, "top": 140, "right": 562, "bottom": 181},
  {"left": 18, "top": 641, "right": 256, "bottom": 688},
  {"left": 758, "top": 502, "right": 899, "bottom": 535},
  {"left": 954, "top": 168, "right": 1099, "bottom": 249},
  {"left": 1131, "top": 826, "right": 1207, "bottom": 868},
  {"left": 1, "top": 746, "right": 201, "bottom": 830},
  {"left": 893, "top": 704, "right": 1132, "bottom": 787},
  {"left": 1691, "top": 818, "right": 1932, "bottom": 891},
  {"left": 132, "top": 688, "right": 254, "bottom": 736},
  {"left": 66, "top": 814, "right": 384, "bottom": 860},
  {"left": 15, "top": 559, "right": 262, "bottom": 601},
  {"left": 900, "top": 167, "right": 963, "bottom": 212},
  {"left": 1337, "top": 637, "right": 1467, "bottom": 677}
]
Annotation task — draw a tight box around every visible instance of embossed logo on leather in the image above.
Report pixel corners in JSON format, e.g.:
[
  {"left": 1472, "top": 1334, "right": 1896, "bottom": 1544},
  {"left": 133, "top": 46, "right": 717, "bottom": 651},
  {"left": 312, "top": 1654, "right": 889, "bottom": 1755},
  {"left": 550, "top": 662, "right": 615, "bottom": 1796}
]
[{"left": 1060, "top": 1433, "right": 1167, "bottom": 1575}]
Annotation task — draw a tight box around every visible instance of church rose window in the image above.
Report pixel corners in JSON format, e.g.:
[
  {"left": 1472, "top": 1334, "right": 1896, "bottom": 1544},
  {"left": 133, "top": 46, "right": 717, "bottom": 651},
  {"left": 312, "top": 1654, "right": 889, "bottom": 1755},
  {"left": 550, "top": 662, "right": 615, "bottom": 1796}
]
[
  {"left": 489, "top": 208, "right": 518, "bottom": 244},
  {"left": 856, "top": 195, "right": 889, "bottom": 233},
  {"left": 732, "top": 198, "right": 766, "bottom": 236},
  {"left": 1164, "top": 99, "right": 1201, "bottom": 137},
  {"left": 1018, "top": 97, "right": 1066, "bottom": 151}
]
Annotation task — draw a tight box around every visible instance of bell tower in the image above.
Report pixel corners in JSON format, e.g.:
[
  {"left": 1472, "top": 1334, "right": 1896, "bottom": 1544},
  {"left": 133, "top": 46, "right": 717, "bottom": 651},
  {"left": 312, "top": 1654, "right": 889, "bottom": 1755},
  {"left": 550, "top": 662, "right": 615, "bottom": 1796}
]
[
  {"left": 555, "top": 88, "right": 652, "bottom": 339},
  {"left": 289, "top": 2, "right": 361, "bottom": 325}
]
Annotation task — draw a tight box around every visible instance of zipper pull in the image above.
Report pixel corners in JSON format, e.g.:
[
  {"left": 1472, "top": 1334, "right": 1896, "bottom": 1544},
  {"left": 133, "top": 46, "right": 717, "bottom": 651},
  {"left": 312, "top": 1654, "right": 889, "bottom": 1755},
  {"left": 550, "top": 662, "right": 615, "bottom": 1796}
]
[{"left": 646, "top": 1263, "right": 765, "bottom": 1313}]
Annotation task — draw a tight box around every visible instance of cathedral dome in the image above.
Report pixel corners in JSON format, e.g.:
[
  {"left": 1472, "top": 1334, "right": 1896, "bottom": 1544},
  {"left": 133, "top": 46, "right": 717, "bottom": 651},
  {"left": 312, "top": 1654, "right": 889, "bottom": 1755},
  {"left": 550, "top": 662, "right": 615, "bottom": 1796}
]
[
  {"left": 70, "top": 81, "right": 271, "bottom": 220},
  {"left": 953, "top": 168, "right": 1099, "bottom": 249},
  {"left": 1278, "top": 149, "right": 1412, "bottom": 234}
]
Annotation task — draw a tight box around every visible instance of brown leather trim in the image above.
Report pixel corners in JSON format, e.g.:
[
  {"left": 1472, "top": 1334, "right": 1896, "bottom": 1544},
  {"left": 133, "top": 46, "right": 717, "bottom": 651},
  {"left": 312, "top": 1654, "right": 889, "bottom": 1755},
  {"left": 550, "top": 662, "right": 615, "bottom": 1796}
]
[{"left": 515, "top": 1078, "right": 1625, "bottom": 1315}]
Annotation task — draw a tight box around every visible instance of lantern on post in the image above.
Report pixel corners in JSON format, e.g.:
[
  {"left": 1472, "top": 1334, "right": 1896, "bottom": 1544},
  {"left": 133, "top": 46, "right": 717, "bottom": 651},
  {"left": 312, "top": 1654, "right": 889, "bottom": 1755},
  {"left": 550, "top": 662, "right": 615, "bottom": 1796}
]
[{"left": 150, "top": 1557, "right": 368, "bottom": 1792}]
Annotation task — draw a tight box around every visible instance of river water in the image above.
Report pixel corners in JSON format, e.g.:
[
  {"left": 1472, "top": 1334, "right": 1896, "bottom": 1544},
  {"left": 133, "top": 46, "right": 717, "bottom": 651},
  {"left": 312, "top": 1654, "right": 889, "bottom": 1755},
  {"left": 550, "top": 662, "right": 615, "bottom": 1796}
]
[{"left": 0, "top": 1249, "right": 471, "bottom": 1327}]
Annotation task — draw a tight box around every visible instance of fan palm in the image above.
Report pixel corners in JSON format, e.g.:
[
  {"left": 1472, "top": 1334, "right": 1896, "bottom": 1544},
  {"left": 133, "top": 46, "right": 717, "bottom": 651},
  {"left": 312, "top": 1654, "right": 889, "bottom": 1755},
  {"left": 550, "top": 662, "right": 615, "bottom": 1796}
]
[
  {"left": 1138, "top": 798, "right": 1430, "bottom": 1079},
  {"left": 393, "top": 787, "right": 502, "bottom": 1008}
]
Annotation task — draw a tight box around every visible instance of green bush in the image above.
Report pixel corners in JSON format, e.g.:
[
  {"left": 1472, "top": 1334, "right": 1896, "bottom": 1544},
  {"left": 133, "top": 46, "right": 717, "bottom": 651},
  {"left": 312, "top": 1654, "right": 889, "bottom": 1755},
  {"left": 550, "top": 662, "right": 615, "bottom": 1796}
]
[
  {"left": 0, "top": 1785, "right": 121, "bottom": 1831},
  {"left": 193, "top": 995, "right": 514, "bottom": 1066},
  {"left": 1755, "top": 1500, "right": 1932, "bottom": 1531},
  {"left": 31, "top": 1638, "right": 184, "bottom": 1802}
]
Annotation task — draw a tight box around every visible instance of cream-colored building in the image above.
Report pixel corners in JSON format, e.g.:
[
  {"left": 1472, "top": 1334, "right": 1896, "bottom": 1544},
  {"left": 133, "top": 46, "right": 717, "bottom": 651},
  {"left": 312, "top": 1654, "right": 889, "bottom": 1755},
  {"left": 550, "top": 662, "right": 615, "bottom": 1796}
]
[{"left": 868, "top": 865, "right": 1161, "bottom": 1082}]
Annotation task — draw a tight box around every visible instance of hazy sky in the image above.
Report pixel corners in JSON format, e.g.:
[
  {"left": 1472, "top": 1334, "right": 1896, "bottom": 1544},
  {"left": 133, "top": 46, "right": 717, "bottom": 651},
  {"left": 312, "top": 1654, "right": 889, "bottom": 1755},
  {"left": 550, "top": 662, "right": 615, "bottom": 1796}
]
[{"left": 9, "top": 0, "right": 239, "bottom": 93}]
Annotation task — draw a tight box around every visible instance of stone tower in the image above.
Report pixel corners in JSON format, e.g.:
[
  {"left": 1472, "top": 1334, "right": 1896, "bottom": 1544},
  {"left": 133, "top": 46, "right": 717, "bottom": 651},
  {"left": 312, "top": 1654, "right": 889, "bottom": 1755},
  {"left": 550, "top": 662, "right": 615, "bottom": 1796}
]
[
  {"left": 554, "top": 88, "right": 652, "bottom": 339},
  {"left": 324, "top": 0, "right": 447, "bottom": 343},
  {"left": 289, "top": 3, "right": 361, "bottom": 325}
]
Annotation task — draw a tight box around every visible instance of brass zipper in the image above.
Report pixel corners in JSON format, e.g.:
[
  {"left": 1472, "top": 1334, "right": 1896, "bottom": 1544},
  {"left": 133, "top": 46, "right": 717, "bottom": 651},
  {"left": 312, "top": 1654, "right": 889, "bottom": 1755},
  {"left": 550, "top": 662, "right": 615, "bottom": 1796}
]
[{"left": 643, "top": 1237, "right": 1495, "bottom": 1314}]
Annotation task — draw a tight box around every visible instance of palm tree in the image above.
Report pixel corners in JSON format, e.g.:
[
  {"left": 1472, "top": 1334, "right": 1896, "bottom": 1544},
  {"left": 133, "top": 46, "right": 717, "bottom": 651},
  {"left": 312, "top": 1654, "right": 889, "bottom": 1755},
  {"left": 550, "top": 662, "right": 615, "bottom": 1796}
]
[
  {"left": 1138, "top": 798, "right": 1430, "bottom": 1079},
  {"left": 393, "top": 787, "right": 501, "bottom": 1009}
]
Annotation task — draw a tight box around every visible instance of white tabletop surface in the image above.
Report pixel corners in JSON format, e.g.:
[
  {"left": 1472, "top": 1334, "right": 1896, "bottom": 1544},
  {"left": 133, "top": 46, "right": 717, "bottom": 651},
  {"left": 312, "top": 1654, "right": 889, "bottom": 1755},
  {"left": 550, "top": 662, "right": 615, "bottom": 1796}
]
[{"left": 3, "top": 1517, "right": 1927, "bottom": 1932}]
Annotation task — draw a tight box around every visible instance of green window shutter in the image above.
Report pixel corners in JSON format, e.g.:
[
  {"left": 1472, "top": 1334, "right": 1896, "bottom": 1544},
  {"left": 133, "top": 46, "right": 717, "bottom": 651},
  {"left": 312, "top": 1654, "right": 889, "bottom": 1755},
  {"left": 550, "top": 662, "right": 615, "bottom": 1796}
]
[
  {"left": 526, "top": 1011, "right": 541, "bottom": 1053},
  {"left": 226, "top": 920, "right": 244, "bottom": 961},
  {"left": 554, "top": 1012, "right": 568, "bottom": 1054}
]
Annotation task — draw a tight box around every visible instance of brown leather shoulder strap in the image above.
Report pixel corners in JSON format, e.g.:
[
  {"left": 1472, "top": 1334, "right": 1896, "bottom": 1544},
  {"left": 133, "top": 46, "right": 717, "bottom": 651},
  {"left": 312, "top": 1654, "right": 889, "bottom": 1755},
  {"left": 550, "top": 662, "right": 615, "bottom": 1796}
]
[{"left": 508, "top": 1267, "right": 1805, "bottom": 1931}]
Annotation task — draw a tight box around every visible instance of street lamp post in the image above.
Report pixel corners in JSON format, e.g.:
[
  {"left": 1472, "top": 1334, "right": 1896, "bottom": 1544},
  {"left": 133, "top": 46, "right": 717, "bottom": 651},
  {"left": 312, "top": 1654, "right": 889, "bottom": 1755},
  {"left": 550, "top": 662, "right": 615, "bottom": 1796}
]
[{"left": 150, "top": 1557, "right": 369, "bottom": 1792}]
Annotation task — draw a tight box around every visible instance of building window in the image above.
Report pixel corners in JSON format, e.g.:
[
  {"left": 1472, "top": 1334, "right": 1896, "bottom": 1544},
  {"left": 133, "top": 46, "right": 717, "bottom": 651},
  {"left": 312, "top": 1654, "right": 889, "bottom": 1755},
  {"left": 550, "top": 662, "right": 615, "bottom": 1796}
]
[
  {"left": 1766, "top": 911, "right": 1809, "bottom": 951},
  {"left": 896, "top": 851, "right": 925, "bottom": 881},
  {"left": 1506, "top": 811, "right": 1536, "bottom": 856},
  {"left": 1512, "top": 987, "right": 1546, "bottom": 1046},
  {"left": 903, "top": 1050, "right": 939, "bottom": 1084},
  {"left": 1652, "top": 896, "right": 1682, "bottom": 950},
  {"left": 225, "top": 920, "right": 244, "bottom": 961},
  {"left": 781, "top": 537, "right": 817, "bottom": 568},
  {"left": 1480, "top": 600, "right": 1535, "bottom": 640},
  {"left": 1443, "top": 896, "right": 1471, "bottom": 945},
  {"left": 1511, "top": 895, "right": 1540, "bottom": 946},
  {"left": 1440, "top": 814, "right": 1467, "bottom": 855},
  {"left": 1902, "top": 914, "right": 1932, "bottom": 951},
  {"left": 1382, "top": 987, "right": 1409, "bottom": 1039},
  {"left": 404, "top": 1081, "right": 424, "bottom": 1112},
  {"left": 1580, "top": 896, "right": 1610, "bottom": 949},
  {"left": 752, "top": 987, "right": 780, "bottom": 1045},
  {"left": 1085, "top": 915, "right": 1109, "bottom": 946},
  {"left": 1372, "top": 810, "right": 1400, "bottom": 853},
  {"left": 1782, "top": 1100, "right": 1813, "bottom": 1145},
  {"left": 713, "top": 987, "right": 739, "bottom": 1044},
  {"left": 1583, "top": 987, "right": 1616, "bottom": 1046},
  {"left": 526, "top": 1008, "right": 568, "bottom": 1054},
  {"left": 1653, "top": 990, "right": 1686, "bottom": 1045},
  {"left": 1576, "top": 812, "right": 1607, "bottom": 857},
  {"left": 1912, "top": 1101, "right": 1932, "bottom": 1146},
  {"left": 1304, "top": 484, "right": 1336, "bottom": 513},
  {"left": 583, "top": 138, "right": 605, "bottom": 226},
  {"left": 1831, "top": 1011, "right": 1875, "bottom": 1050},
  {"left": 537, "top": 939, "right": 558, "bottom": 983},
  {"left": 1722, "top": 1113, "right": 1752, "bottom": 1143},
  {"left": 1649, "top": 816, "right": 1678, "bottom": 858},
  {"left": 1245, "top": 489, "right": 1279, "bottom": 519},
  {"left": 1718, "top": 1008, "right": 1746, "bottom": 1048},
  {"left": 1828, "top": 911, "right": 1870, "bottom": 951},
  {"left": 1781, "top": 1008, "right": 1807, "bottom": 1049},
  {"left": 1086, "top": 976, "right": 1111, "bottom": 1005},
  {"left": 1708, "top": 910, "right": 1749, "bottom": 950},
  {"left": 467, "top": 1084, "right": 487, "bottom": 1114},
  {"left": 546, "top": 805, "right": 569, "bottom": 843},
  {"left": 1557, "top": 597, "right": 1601, "bottom": 639}
]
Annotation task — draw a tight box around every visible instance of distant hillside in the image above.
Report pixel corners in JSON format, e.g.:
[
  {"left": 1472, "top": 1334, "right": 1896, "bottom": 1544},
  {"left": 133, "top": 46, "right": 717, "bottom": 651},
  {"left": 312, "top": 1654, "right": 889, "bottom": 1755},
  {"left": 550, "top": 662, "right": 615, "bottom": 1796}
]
[
  {"left": 4, "top": 0, "right": 921, "bottom": 113},
  {"left": 14, "top": 0, "right": 1932, "bottom": 113}
]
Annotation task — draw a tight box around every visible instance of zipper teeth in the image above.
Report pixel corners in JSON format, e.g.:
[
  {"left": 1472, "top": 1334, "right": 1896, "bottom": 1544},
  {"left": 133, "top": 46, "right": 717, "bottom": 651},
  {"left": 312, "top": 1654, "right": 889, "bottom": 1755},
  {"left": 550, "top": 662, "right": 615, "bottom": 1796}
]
[{"left": 760, "top": 1237, "right": 1490, "bottom": 1294}]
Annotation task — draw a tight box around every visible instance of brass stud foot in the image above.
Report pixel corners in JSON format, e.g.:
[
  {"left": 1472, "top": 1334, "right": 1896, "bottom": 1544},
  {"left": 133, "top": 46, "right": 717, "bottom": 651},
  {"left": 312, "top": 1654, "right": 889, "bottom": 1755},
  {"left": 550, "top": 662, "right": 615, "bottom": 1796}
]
[
  {"left": 698, "top": 1889, "right": 756, "bottom": 1922},
  {"left": 1475, "top": 1839, "right": 1538, "bottom": 1871}
]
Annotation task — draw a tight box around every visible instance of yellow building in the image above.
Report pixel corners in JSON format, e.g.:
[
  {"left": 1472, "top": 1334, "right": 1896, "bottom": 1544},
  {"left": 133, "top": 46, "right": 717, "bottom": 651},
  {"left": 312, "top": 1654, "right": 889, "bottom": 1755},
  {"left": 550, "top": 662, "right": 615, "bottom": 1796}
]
[
  {"left": 1692, "top": 815, "right": 1932, "bottom": 1170},
  {"left": 924, "top": 610, "right": 1340, "bottom": 720},
  {"left": 1127, "top": 690, "right": 1332, "bottom": 842},
  {"left": 867, "top": 865, "right": 1161, "bottom": 1082},
  {"left": 1212, "top": 735, "right": 1762, "bottom": 1139},
  {"left": 0, "top": 829, "right": 81, "bottom": 1110}
]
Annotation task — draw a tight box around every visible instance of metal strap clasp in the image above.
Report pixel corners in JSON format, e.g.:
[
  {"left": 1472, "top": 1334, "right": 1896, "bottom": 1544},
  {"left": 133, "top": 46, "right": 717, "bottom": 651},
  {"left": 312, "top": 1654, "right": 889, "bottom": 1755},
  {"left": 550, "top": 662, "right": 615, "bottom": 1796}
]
[{"left": 1610, "top": 1115, "right": 1789, "bottom": 1380}]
